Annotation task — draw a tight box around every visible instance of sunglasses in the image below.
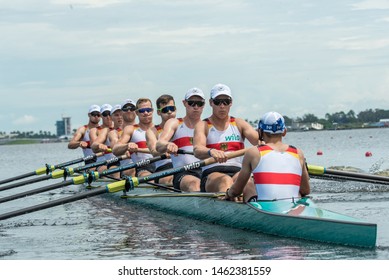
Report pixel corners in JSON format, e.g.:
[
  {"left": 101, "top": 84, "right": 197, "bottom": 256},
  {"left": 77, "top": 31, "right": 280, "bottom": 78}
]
[
  {"left": 158, "top": 105, "right": 176, "bottom": 114},
  {"left": 102, "top": 111, "right": 111, "bottom": 117},
  {"left": 137, "top": 107, "right": 154, "bottom": 113},
  {"left": 90, "top": 112, "right": 101, "bottom": 117},
  {"left": 187, "top": 100, "right": 205, "bottom": 107},
  {"left": 122, "top": 105, "right": 136, "bottom": 112},
  {"left": 212, "top": 98, "right": 232, "bottom": 106}
]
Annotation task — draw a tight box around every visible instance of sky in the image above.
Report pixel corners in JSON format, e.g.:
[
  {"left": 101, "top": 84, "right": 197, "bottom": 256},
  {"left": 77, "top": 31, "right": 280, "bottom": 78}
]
[{"left": 1, "top": 0, "right": 389, "bottom": 134}]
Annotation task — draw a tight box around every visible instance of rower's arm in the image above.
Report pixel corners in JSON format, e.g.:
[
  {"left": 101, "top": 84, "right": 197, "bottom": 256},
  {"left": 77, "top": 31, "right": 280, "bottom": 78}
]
[
  {"left": 298, "top": 149, "right": 311, "bottom": 196},
  {"left": 193, "top": 120, "right": 210, "bottom": 159},
  {"left": 91, "top": 128, "right": 109, "bottom": 153},
  {"left": 227, "top": 147, "right": 259, "bottom": 199},
  {"left": 68, "top": 127, "right": 85, "bottom": 149},
  {"left": 113, "top": 126, "right": 133, "bottom": 156},
  {"left": 237, "top": 118, "right": 259, "bottom": 146},
  {"left": 146, "top": 127, "right": 160, "bottom": 156},
  {"left": 156, "top": 118, "right": 178, "bottom": 154}
]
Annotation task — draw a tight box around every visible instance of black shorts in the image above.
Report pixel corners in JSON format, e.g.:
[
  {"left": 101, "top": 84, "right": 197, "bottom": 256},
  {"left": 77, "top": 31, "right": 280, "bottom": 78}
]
[
  {"left": 155, "top": 162, "right": 173, "bottom": 183},
  {"left": 200, "top": 165, "right": 241, "bottom": 192},
  {"left": 173, "top": 168, "right": 202, "bottom": 190}
]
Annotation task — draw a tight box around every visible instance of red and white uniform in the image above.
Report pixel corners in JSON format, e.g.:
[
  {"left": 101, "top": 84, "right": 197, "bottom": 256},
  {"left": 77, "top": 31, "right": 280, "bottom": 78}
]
[
  {"left": 253, "top": 145, "right": 302, "bottom": 200},
  {"left": 203, "top": 117, "right": 245, "bottom": 171},
  {"left": 130, "top": 125, "right": 153, "bottom": 163},
  {"left": 170, "top": 118, "right": 197, "bottom": 167}
]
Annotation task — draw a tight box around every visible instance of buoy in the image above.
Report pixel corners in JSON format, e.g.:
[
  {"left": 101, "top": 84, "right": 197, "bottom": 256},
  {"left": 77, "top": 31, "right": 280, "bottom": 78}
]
[
  {"left": 365, "top": 151, "right": 372, "bottom": 157},
  {"left": 317, "top": 150, "right": 323, "bottom": 156}
]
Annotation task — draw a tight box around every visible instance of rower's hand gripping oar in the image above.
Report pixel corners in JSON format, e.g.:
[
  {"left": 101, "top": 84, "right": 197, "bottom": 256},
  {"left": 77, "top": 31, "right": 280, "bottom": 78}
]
[
  {"left": 308, "top": 165, "right": 389, "bottom": 185},
  {"left": 0, "top": 152, "right": 106, "bottom": 186},
  {"left": 0, "top": 149, "right": 246, "bottom": 221}
]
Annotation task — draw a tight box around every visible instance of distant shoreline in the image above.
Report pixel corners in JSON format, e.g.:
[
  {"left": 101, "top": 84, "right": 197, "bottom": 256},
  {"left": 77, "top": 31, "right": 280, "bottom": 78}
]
[{"left": 0, "top": 138, "right": 64, "bottom": 146}]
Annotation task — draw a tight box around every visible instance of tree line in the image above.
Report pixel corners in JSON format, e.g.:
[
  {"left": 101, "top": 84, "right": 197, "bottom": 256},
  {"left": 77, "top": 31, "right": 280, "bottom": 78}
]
[
  {"left": 246, "top": 108, "right": 389, "bottom": 129},
  {"left": 0, "top": 131, "right": 57, "bottom": 139}
]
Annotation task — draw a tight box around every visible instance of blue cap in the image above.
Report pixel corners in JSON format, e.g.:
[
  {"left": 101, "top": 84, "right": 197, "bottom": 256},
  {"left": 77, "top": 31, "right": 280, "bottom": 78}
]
[{"left": 258, "top": 112, "right": 285, "bottom": 134}]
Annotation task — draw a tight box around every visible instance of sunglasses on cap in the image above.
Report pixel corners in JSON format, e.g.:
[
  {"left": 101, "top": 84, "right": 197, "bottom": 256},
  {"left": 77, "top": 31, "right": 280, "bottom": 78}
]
[
  {"left": 158, "top": 105, "right": 176, "bottom": 114},
  {"left": 122, "top": 105, "right": 136, "bottom": 112},
  {"left": 137, "top": 107, "right": 154, "bottom": 113},
  {"left": 187, "top": 100, "right": 205, "bottom": 107},
  {"left": 90, "top": 112, "right": 101, "bottom": 117},
  {"left": 212, "top": 98, "right": 232, "bottom": 106}
]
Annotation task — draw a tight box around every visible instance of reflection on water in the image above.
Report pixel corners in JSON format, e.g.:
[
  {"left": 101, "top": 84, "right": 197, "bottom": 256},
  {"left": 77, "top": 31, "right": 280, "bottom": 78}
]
[{"left": 1, "top": 130, "right": 389, "bottom": 259}]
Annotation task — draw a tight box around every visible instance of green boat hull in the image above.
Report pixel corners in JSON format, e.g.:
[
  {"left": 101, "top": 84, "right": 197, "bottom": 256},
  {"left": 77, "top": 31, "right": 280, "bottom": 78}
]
[{"left": 105, "top": 187, "right": 377, "bottom": 248}]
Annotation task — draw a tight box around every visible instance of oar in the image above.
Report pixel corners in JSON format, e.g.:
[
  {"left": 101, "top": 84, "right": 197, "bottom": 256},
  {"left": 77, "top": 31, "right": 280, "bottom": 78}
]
[
  {"left": 0, "top": 153, "right": 166, "bottom": 204},
  {"left": 120, "top": 192, "right": 225, "bottom": 198},
  {"left": 0, "top": 149, "right": 246, "bottom": 221},
  {"left": 0, "top": 152, "right": 106, "bottom": 185},
  {"left": 308, "top": 165, "right": 389, "bottom": 185},
  {"left": 0, "top": 153, "right": 126, "bottom": 193}
]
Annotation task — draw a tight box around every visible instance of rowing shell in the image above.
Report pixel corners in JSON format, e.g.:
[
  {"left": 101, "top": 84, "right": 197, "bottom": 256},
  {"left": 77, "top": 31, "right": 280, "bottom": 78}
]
[{"left": 101, "top": 185, "right": 377, "bottom": 248}]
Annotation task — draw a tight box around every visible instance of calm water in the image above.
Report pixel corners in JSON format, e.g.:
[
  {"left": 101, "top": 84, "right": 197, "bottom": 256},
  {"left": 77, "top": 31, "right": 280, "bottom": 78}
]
[{"left": 0, "top": 128, "right": 389, "bottom": 260}]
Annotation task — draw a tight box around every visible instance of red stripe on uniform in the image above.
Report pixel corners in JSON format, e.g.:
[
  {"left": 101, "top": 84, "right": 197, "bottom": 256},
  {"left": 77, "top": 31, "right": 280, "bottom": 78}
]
[
  {"left": 253, "top": 172, "right": 301, "bottom": 185},
  {"left": 136, "top": 141, "right": 148, "bottom": 148},
  {"left": 207, "top": 142, "right": 244, "bottom": 151},
  {"left": 258, "top": 145, "right": 273, "bottom": 152},
  {"left": 173, "top": 137, "right": 192, "bottom": 148}
]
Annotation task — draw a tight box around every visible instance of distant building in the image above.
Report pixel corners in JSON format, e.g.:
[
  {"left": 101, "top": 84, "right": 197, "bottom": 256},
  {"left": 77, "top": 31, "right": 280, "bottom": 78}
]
[{"left": 56, "top": 116, "right": 71, "bottom": 136}]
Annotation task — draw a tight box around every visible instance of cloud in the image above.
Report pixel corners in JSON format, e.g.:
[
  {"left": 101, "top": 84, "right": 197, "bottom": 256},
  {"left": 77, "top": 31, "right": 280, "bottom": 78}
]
[
  {"left": 328, "top": 37, "right": 389, "bottom": 50},
  {"left": 52, "top": 0, "right": 126, "bottom": 8},
  {"left": 351, "top": 0, "right": 389, "bottom": 10},
  {"left": 12, "top": 115, "right": 38, "bottom": 125}
]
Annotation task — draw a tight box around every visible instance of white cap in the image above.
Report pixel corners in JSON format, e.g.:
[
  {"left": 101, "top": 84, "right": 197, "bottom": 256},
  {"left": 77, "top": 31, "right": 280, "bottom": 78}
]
[
  {"left": 258, "top": 111, "right": 286, "bottom": 134},
  {"left": 121, "top": 99, "right": 136, "bottom": 109},
  {"left": 110, "top": 104, "right": 122, "bottom": 115},
  {"left": 88, "top": 104, "right": 101, "bottom": 114},
  {"left": 210, "top": 83, "right": 232, "bottom": 99},
  {"left": 185, "top": 88, "right": 205, "bottom": 100},
  {"left": 100, "top": 104, "right": 112, "bottom": 113}
]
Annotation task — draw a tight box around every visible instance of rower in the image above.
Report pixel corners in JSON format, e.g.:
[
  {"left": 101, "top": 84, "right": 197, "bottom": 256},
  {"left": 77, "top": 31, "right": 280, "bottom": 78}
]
[
  {"left": 113, "top": 98, "right": 155, "bottom": 178},
  {"left": 121, "top": 99, "right": 137, "bottom": 128},
  {"left": 91, "top": 104, "right": 123, "bottom": 174},
  {"left": 225, "top": 111, "right": 311, "bottom": 202},
  {"left": 68, "top": 104, "right": 101, "bottom": 163},
  {"left": 156, "top": 88, "right": 205, "bottom": 191},
  {"left": 193, "top": 83, "right": 259, "bottom": 194},
  {"left": 146, "top": 94, "right": 177, "bottom": 185}
]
